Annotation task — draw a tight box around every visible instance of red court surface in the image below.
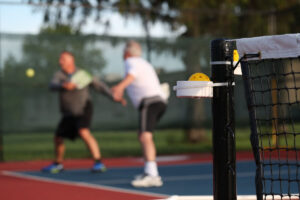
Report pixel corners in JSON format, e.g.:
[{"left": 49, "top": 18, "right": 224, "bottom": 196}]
[
  {"left": 0, "top": 152, "right": 254, "bottom": 200},
  {"left": 0, "top": 173, "right": 161, "bottom": 200}
]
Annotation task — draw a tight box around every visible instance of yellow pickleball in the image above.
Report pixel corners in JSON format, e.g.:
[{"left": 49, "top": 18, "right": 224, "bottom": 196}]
[
  {"left": 233, "top": 49, "right": 239, "bottom": 61},
  {"left": 26, "top": 68, "right": 35, "bottom": 78},
  {"left": 188, "top": 73, "right": 210, "bottom": 81}
]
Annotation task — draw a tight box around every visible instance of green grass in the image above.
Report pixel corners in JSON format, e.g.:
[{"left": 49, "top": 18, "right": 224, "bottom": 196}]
[
  {"left": 4, "top": 127, "right": 299, "bottom": 162},
  {"left": 3, "top": 128, "right": 254, "bottom": 161}
]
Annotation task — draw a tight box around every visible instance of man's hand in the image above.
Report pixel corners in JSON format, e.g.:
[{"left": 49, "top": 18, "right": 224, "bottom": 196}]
[
  {"left": 62, "top": 82, "right": 77, "bottom": 90},
  {"left": 111, "top": 86, "right": 127, "bottom": 106},
  {"left": 111, "top": 74, "right": 135, "bottom": 106},
  {"left": 120, "top": 98, "right": 127, "bottom": 106},
  {"left": 111, "top": 85, "right": 125, "bottom": 102}
]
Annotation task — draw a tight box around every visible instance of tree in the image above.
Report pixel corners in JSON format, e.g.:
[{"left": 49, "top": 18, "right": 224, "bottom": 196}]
[
  {"left": 26, "top": 0, "right": 300, "bottom": 37},
  {"left": 2, "top": 24, "right": 106, "bottom": 131},
  {"left": 4, "top": 24, "right": 106, "bottom": 85},
  {"left": 23, "top": 0, "right": 300, "bottom": 141}
]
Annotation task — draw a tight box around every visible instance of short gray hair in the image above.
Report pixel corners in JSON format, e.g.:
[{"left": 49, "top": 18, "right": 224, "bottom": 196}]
[{"left": 124, "top": 40, "right": 142, "bottom": 57}]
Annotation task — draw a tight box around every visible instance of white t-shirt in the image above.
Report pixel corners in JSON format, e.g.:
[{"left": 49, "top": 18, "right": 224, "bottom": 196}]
[{"left": 125, "top": 57, "right": 166, "bottom": 108}]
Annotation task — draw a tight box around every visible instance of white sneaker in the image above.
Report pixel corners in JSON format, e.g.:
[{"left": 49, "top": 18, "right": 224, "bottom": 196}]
[
  {"left": 131, "top": 174, "right": 163, "bottom": 188},
  {"left": 134, "top": 174, "right": 145, "bottom": 180}
]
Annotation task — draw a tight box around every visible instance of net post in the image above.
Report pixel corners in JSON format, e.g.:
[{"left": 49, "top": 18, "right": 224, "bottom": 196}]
[{"left": 211, "top": 39, "right": 236, "bottom": 200}]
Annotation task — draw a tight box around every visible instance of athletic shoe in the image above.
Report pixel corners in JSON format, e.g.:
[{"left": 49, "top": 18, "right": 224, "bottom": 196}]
[
  {"left": 134, "top": 174, "right": 145, "bottom": 180},
  {"left": 91, "top": 162, "right": 107, "bottom": 173},
  {"left": 131, "top": 174, "right": 163, "bottom": 187},
  {"left": 41, "top": 163, "right": 64, "bottom": 173}
]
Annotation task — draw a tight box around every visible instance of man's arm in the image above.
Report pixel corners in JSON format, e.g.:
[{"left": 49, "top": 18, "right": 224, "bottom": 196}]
[
  {"left": 49, "top": 72, "right": 63, "bottom": 91},
  {"left": 91, "top": 77, "right": 114, "bottom": 99},
  {"left": 49, "top": 72, "right": 77, "bottom": 91},
  {"left": 111, "top": 74, "right": 135, "bottom": 101},
  {"left": 49, "top": 82, "right": 62, "bottom": 91},
  {"left": 92, "top": 77, "right": 127, "bottom": 106}
]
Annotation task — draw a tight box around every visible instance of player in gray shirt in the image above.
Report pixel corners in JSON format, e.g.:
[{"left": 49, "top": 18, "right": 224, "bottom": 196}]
[{"left": 42, "top": 51, "right": 125, "bottom": 173}]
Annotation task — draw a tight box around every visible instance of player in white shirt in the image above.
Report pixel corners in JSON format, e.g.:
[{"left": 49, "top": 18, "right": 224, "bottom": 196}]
[{"left": 112, "top": 40, "right": 167, "bottom": 187}]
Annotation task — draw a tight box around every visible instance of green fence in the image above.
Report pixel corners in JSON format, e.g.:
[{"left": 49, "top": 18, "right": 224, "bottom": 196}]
[{"left": 0, "top": 33, "right": 251, "bottom": 161}]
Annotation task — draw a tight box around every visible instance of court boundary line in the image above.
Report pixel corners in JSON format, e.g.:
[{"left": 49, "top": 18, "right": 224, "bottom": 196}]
[
  {"left": 154, "top": 195, "right": 299, "bottom": 200},
  {"left": 155, "top": 195, "right": 258, "bottom": 200},
  {"left": 1, "top": 170, "right": 167, "bottom": 199}
]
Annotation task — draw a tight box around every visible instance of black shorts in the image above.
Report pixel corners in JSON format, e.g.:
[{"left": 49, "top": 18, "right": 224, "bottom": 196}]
[
  {"left": 138, "top": 97, "right": 167, "bottom": 133},
  {"left": 55, "top": 101, "right": 93, "bottom": 140}
]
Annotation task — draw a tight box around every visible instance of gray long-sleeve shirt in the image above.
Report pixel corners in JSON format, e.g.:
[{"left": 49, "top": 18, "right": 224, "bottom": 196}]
[{"left": 50, "top": 69, "right": 113, "bottom": 116}]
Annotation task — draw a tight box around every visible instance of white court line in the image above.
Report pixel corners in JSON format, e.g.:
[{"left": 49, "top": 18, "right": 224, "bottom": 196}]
[
  {"left": 155, "top": 195, "right": 257, "bottom": 200},
  {"left": 5, "top": 169, "right": 293, "bottom": 186},
  {"left": 2, "top": 168, "right": 297, "bottom": 200},
  {"left": 162, "top": 169, "right": 295, "bottom": 182},
  {"left": 1, "top": 170, "right": 167, "bottom": 199},
  {"left": 67, "top": 175, "right": 214, "bottom": 185},
  {"left": 155, "top": 195, "right": 299, "bottom": 200}
]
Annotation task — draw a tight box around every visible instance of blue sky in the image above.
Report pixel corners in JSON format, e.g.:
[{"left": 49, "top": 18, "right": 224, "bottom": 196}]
[
  {"left": 0, "top": 3, "right": 43, "bottom": 34},
  {"left": 0, "top": 1, "right": 184, "bottom": 37}
]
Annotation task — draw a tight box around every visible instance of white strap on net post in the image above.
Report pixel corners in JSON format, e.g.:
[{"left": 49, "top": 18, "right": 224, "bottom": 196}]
[
  {"left": 174, "top": 81, "right": 235, "bottom": 98},
  {"left": 173, "top": 82, "right": 234, "bottom": 90},
  {"left": 213, "top": 82, "right": 235, "bottom": 87}
]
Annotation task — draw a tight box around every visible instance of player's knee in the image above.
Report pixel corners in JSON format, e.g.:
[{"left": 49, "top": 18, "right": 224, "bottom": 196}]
[
  {"left": 54, "top": 136, "right": 64, "bottom": 144},
  {"left": 79, "top": 128, "right": 92, "bottom": 139},
  {"left": 139, "top": 131, "right": 153, "bottom": 143}
]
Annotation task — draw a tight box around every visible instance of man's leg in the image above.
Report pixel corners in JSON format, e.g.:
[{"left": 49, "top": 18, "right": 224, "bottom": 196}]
[
  {"left": 79, "top": 128, "right": 101, "bottom": 160},
  {"left": 79, "top": 128, "right": 106, "bottom": 172},
  {"left": 41, "top": 136, "right": 64, "bottom": 173},
  {"left": 132, "top": 100, "right": 166, "bottom": 187},
  {"left": 139, "top": 131, "right": 159, "bottom": 177},
  {"left": 139, "top": 131, "right": 156, "bottom": 161},
  {"left": 132, "top": 131, "right": 162, "bottom": 187},
  {"left": 54, "top": 136, "right": 65, "bottom": 163}
]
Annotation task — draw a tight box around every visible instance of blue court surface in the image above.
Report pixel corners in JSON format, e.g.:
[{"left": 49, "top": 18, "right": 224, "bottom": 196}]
[{"left": 14, "top": 161, "right": 261, "bottom": 196}]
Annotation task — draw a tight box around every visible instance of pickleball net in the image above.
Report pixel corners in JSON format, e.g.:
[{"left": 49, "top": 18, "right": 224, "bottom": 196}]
[
  {"left": 238, "top": 34, "right": 300, "bottom": 200},
  {"left": 165, "top": 34, "right": 299, "bottom": 200}
]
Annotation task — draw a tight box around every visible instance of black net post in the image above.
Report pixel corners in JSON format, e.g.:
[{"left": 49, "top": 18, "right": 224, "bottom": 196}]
[{"left": 211, "top": 39, "right": 236, "bottom": 200}]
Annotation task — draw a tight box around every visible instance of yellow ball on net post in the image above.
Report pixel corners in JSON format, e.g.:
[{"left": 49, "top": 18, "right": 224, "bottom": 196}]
[
  {"left": 188, "top": 73, "right": 210, "bottom": 81},
  {"left": 26, "top": 68, "right": 35, "bottom": 78}
]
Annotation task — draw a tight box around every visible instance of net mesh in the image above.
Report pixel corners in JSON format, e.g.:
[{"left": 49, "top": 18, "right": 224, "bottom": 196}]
[{"left": 241, "top": 57, "right": 300, "bottom": 200}]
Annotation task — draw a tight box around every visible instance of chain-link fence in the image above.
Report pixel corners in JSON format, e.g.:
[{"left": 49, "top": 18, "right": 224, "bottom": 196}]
[{"left": 0, "top": 33, "right": 250, "bottom": 161}]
